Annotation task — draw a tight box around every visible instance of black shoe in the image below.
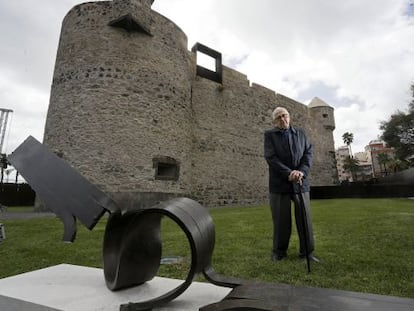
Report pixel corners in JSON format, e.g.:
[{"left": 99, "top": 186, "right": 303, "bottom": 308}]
[
  {"left": 299, "top": 254, "right": 320, "bottom": 263},
  {"left": 271, "top": 254, "right": 286, "bottom": 262}
]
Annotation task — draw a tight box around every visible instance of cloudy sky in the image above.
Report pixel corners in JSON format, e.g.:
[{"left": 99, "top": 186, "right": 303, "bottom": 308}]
[{"left": 1, "top": 0, "right": 414, "bottom": 156}]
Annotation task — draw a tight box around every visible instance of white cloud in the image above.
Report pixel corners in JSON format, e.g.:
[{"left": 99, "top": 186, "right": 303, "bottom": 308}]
[
  {"left": 192, "top": 0, "right": 414, "bottom": 152},
  {"left": 0, "top": 74, "right": 49, "bottom": 153}
]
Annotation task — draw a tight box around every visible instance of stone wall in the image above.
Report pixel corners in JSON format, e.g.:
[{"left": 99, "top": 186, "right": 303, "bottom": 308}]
[{"left": 43, "top": 0, "right": 337, "bottom": 209}]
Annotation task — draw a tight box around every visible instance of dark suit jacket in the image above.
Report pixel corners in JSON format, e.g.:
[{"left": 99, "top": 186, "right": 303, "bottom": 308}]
[{"left": 264, "top": 126, "right": 313, "bottom": 193}]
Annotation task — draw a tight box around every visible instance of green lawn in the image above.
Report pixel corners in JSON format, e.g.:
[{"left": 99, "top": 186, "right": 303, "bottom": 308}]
[{"left": 0, "top": 198, "right": 413, "bottom": 298}]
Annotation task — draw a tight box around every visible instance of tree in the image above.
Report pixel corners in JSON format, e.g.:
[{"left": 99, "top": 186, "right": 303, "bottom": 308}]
[
  {"left": 376, "top": 153, "right": 390, "bottom": 176},
  {"left": 409, "top": 84, "right": 414, "bottom": 112},
  {"left": 343, "top": 156, "right": 359, "bottom": 181},
  {"left": 380, "top": 84, "right": 414, "bottom": 162},
  {"left": 4, "top": 168, "right": 14, "bottom": 183},
  {"left": 0, "top": 153, "right": 7, "bottom": 184},
  {"left": 388, "top": 158, "right": 409, "bottom": 173},
  {"left": 380, "top": 110, "right": 414, "bottom": 161},
  {"left": 342, "top": 132, "right": 354, "bottom": 158}
]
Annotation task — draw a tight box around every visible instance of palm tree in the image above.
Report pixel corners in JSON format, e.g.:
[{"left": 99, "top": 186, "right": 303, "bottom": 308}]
[
  {"left": 5, "top": 168, "right": 14, "bottom": 183},
  {"left": 0, "top": 153, "right": 7, "bottom": 184},
  {"left": 343, "top": 155, "right": 359, "bottom": 181},
  {"left": 388, "top": 158, "right": 409, "bottom": 173},
  {"left": 377, "top": 153, "right": 390, "bottom": 176},
  {"left": 342, "top": 132, "right": 354, "bottom": 158}
]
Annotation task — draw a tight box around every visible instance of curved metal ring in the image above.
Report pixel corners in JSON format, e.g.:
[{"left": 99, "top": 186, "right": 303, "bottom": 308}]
[{"left": 103, "top": 197, "right": 216, "bottom": 310}]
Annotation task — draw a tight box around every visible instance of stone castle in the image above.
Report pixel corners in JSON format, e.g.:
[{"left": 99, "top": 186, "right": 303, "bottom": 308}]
[{"left": 43, "top": 0, "right": 338, "bottom": 208}]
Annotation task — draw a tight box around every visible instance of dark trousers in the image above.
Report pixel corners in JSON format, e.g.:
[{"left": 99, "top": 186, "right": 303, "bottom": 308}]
[{"left": 269, "top": 192, "right": 314, "bottom": 257}]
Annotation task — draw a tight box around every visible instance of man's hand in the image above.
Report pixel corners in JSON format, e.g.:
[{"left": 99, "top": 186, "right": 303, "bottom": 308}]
[{"left": 288, "top": 170, "right": 304, "bottom": 185}]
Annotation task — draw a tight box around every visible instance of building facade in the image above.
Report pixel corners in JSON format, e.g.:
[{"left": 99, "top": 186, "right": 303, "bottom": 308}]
[
  {"left": 336, "top": 140, "right": 396, "bottom": 183},
  {"left": 335, "top": 146, "right": 352, "bottom": 182},
  {"left": 366, "top": 140, "right": 395, "bottom": 178},
  {"left": 354, "top": 151, "right": 373, "bottom": 181},
  {"left": 43, "top": 0, "right": 337, "bottom": 208}
]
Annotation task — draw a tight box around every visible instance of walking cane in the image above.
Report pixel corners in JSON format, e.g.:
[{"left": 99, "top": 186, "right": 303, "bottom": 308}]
[{"left": 293, "top": 179, "right": 311, "bottom": 273}]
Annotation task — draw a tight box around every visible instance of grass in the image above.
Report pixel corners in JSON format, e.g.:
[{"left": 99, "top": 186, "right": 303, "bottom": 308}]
[
  {"left": 0, "top": 198, "right": 413, "bottom": 299},
  {"left": 1, "top": 206, "right": 34, "bottom": 213}
]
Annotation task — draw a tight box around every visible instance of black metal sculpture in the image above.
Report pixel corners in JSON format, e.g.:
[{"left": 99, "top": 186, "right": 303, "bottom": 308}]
[{"left": 8, "top": 136, "right": 242, "bottom": 310}]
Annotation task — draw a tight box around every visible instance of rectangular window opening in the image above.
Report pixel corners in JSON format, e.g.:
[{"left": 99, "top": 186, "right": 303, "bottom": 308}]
[
  {"left": 153, "top": 156, "right": 180, "bottom": 181},
  {"left": 191, "top": 42, "right": 223, "bottom": 84},
  {"left": 197, "top": 52, "right": 216, "bottom": 72}
]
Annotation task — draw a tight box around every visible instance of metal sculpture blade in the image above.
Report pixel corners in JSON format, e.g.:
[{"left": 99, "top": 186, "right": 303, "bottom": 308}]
[{"left": 8, "top": 136, "right": 118, "bottom": 241}]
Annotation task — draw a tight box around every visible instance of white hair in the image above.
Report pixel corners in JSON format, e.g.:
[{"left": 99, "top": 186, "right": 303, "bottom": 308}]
[{"left": 271, "top": 107, "right": 289, "bottom": 121}]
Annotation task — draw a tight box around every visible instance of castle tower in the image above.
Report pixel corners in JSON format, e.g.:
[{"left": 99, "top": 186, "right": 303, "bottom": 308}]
[
  {"left": 110, "top": 0, "right": 155, "bottom": 34},
  {"left": 44, "top": 0, "right": 194, "bottom": 208},
  {"left": 308, "top": 97, "right": 338, "bottom": 185}
]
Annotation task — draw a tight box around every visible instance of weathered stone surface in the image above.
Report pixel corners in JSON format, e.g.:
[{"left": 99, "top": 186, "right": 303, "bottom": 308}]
[{"left": 43, "top": 0, "right": 337, "bottom": 208}]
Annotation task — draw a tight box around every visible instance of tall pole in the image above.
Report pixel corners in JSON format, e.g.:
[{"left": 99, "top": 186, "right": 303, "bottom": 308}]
[{"left": 0, "top": 108, "right": 13, "bottom": 154}]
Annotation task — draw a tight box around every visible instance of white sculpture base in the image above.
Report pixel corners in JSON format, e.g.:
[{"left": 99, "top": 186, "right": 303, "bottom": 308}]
[{"left": 0, "top": 264, "right": 231, "bottom": 311}]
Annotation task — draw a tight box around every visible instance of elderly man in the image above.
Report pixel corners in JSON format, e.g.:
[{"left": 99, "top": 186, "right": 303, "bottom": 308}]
[{"left": 264, "top": 107, "right": 319, "bottom": 262}]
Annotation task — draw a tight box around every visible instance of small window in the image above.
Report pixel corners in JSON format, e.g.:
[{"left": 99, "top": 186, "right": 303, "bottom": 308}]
[
  {"left": 191, "top": 42, "right": 223, "bottom": 84},
  {"left": 322, "top": 113, "right": 328, "bottom": 118},
  {"left": 197, "top": 52, "right": 216, "bottom": 72},
  {"left": 153, "top": 156, "right": 179, "bottom": 181}
]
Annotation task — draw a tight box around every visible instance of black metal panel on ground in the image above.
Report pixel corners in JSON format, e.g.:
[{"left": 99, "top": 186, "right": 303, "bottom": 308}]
[{"left": 201, "top": 282, "right": 414, "bottom": 311}]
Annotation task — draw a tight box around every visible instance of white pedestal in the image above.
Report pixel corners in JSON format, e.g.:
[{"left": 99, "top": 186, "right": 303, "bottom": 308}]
[{"left": 0, "top": 264, "right": 231, "bottom": 311}]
